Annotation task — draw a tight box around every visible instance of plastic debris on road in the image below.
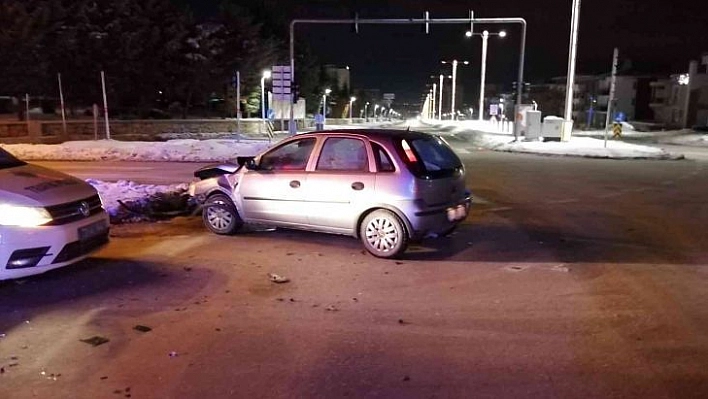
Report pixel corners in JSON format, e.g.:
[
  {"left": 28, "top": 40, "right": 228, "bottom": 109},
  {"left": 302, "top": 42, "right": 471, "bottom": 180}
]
[{"left": 268, "top": 273, "right": 290, "bottom": 283}]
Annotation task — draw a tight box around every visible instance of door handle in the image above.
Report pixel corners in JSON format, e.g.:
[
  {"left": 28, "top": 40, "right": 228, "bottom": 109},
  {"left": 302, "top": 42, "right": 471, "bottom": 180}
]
[
  {"left": 290, "top": 180, "right": 301, "bottom": 188},
  {"left": 351, "top": 182, "right": 364, "bottom": 190}
]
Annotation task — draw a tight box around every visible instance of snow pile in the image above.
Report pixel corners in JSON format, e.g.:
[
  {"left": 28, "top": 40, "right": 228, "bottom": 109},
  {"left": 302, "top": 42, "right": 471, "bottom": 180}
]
[
  {"left": 478, "top": 135, "right": 678, "bottom": 159},
  {"left": 2, "top": 138, "right": 272, "bottom": 162},
  {"left": 87, "top": 179, "right": 192, "bottom": 223}
]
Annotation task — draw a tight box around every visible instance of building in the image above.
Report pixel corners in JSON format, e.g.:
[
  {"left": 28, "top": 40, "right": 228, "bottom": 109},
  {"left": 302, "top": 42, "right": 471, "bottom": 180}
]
[
  {"left": 649, "top": 55, "right": 708, "bottom": 128},
  {"left": 324, "top": 65, "right": 351, "bottom": 92}
]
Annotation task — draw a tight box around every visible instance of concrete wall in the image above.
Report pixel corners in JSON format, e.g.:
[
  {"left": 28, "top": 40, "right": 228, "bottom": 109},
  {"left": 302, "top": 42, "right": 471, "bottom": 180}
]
[
  {"left": 0, "top": 118, "right": 304, "bottom": 144},
  {"left": 0, "top": 117, "right": 373, "bottom": 144}
]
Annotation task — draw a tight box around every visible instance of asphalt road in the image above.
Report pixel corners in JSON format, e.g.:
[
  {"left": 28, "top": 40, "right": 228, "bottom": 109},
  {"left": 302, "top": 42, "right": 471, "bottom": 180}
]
[{"left": 2, "top": 146, "right": 708, "bottom": 398}]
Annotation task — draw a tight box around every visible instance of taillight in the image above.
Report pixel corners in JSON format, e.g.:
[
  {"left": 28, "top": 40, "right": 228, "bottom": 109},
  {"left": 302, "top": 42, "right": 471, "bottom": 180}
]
[{"left": 401, "top": 139, "right": 418, "bottom": 163}]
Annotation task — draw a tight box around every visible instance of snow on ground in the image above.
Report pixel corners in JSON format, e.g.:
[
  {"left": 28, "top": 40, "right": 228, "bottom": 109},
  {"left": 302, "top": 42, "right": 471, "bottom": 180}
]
[
  {"left": 2, "top": 138, "right": 272, "bottom": 162},
  {"left": 661, "top": 133, "right": 708, "bottom": 146},
  {"left": 423, "top": 120, "right": 684, "bottom": 159},
  {"left": 476, "top": 135, "right": 678, "bottom": 159},
  {"left": 1, "top": 121, "right": 702, "bottom": 223},
  {"left": 86, "top": 179, "right": 190, "bottom": 222}
]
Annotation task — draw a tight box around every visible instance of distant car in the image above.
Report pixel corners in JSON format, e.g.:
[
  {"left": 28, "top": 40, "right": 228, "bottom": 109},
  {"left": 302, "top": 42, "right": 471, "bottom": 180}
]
[
  {"left": 189, "top": 129, "right": 471, "bottom": 258},
  {"left": 0, "top": 147, "right": 109, "bottom": 280}
]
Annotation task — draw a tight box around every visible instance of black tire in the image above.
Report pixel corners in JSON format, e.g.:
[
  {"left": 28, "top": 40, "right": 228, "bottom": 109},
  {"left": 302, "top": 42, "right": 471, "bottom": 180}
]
[
  {"left": 202, "top": 194, "right": 243, "bottom": 235},
  {"left": 360, "top": 209, "right": 408, "bottom": 258}
]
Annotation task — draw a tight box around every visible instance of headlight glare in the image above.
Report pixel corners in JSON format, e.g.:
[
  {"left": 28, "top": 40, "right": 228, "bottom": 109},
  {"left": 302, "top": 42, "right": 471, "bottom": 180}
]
[{"left": 0, "top": 204, "right": 53, "bottom": 227}]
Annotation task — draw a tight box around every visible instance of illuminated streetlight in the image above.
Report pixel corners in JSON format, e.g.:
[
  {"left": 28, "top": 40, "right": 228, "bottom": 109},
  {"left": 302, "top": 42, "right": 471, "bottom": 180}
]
[
  {"left": 349, "top": 96, "right": 356, "bottom": 122},
  {"left": 436, "top": 74, "right": 452, "bottom": 120},
  {"left": 365, "top": 101, "right": 370, "bottom": 122},
  {"left": 322, "top": 88, "right": 331, "bottom": 125},
  {"left": 441, "top": 60, "right": 469, "bottom": 120},
  {"left": 466, "top": 30, "right": 506, "bottom": 120},
  {"left": 260, "top": 70, "right": 271, "bottom": 121}
]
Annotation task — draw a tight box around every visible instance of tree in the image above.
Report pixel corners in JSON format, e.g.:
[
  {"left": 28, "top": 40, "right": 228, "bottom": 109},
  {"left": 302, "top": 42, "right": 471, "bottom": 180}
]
[{"left": 0, "top": 1, "right": 54, "bottom": 100}]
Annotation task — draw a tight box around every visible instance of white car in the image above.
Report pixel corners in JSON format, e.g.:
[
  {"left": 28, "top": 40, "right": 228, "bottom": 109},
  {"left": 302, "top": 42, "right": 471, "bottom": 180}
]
[{"left": 0, "top": 147, "right": 109, "bottom": 280}]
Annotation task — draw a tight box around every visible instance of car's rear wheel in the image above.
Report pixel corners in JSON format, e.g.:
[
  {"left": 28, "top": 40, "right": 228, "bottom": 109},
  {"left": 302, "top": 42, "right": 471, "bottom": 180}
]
[
  {"left": 203, "top": 194, "right": 243, "bottom": 235},
  {"left": 360, "top": 209, "right": 408, "bottom": 258}
]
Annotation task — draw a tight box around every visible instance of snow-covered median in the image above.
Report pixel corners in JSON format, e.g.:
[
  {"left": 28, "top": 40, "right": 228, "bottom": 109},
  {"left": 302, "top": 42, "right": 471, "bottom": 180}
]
[{"left": 478, "top": 135, "right": 681, "bottom": 159}]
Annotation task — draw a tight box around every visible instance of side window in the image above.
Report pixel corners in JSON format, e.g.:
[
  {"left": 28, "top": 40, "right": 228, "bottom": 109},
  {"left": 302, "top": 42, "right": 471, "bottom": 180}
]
[
  {"left": 372, "top": 143, "right": 395, "bottom": 172},
  {"left": 259, "top": 138, "right": 315, "bottom": 171},
  {"left": 316, "top": 137, "right": 368, "bottom": 171}
]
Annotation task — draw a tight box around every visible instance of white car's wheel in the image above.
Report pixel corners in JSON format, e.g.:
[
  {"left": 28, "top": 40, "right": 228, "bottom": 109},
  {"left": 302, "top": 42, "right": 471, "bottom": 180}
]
[
  {"left": 203, "top": 194, "right": 243, "bottom": 235},
  {"left": 360, "top": 209, "right": 408, "bottom": 258}
]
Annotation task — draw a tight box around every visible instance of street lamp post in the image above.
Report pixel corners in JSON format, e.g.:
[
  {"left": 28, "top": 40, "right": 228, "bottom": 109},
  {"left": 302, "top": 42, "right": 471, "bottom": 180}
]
[
  {"left": 349, "top": 96, "right": 356, "bottom": 122},
  {"left": 364, "top": 102, "right": 370, "bottom": 122},
  {"left": 431, "top": 83, "right": 437, "bottom": 120},
  {"left": 322, "top": 88, "right": 331, "bottom": 125},
  {"left": 563, "top": 0, "right": 582, "bottom": 141},
  {"left": 466, "top": 30, "right": 506, "bottom": 121},
  {"left": 260, "top": 70, "right": 271, "bottom": 121},
  {"left": 438, "top": 74, "right": 444, "bottom": 120},
  {"left": 441, "top": 60, "right": 469, "bottom": 120}
]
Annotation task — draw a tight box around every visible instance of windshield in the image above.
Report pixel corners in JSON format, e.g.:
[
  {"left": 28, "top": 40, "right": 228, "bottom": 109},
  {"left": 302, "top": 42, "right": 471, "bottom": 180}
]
[{"left": 0, "top": 147, "right": 27, "bottom": 169}]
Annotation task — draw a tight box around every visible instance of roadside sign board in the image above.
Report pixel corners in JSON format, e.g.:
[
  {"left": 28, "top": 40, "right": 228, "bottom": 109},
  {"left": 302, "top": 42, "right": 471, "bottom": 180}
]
[{"left": 272, "top": 65, "right": 291, "bottom": 101}]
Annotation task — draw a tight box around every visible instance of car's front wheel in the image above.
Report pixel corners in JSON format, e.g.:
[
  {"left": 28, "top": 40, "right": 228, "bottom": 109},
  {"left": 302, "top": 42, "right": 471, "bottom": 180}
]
[
  {"left": 360, "top": 209, "right": 408, "bottom": 258},
  {"left": 203, "top": 194, "right": 243, "bottom": 235}
]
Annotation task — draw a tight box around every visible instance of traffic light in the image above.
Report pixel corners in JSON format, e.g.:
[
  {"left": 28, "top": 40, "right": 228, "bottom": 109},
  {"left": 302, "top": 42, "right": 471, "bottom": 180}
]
[{"left": 291, "top": 81, "right": 300, "bottom": 103}]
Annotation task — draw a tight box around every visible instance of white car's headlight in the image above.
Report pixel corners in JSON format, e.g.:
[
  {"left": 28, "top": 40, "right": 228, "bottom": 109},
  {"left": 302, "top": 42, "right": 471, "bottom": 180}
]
[{"left": 0, "top": 204, "right": 53, "bottom": 227}]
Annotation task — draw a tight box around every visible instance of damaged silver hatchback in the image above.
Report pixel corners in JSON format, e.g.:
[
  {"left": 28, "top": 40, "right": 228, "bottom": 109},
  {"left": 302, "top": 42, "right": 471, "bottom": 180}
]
[{"left": 189, "top": 129, "right": 471, "bottom": 258}]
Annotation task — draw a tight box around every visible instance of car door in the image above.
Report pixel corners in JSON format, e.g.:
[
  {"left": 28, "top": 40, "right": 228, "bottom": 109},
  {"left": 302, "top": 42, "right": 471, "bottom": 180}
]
[
  {"left": 303, "top": 136, "right": 375, "bottom": 233},
  {"left": 237, "top": 137, "right": 316, "bottom": 226}
]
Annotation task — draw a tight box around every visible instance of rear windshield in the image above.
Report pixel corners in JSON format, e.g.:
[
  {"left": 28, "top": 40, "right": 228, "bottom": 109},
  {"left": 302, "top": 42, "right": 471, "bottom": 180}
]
[
  {"left": 0, "top": 148, "right": 25, "bottom": 169},
  {"left": 395, "top": 136, "right": 462, "bottom": 179}
]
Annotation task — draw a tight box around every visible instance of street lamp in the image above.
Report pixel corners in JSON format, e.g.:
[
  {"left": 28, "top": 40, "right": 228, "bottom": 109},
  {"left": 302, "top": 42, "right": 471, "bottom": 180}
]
[
  {"left": 322, "top": 88, "right": 331, "bottom": 125},
  {"left": 436, "top": 74, "right": 452, "bottom": 120},
  {"left": 431, "top": 83, "right": 437, "bottom": 120},
  {"left": 438, "top": 74, "right": 444, "bottom": 120},
  {"left": 260, "top": 70, "right": 271, "bottom": 121},
  {"left": 349, "top": 96, "right": 356, "bottom": 122},
  {"left": 441, "top": 60, "right": 469, "bottom": 120},
  {"left": 466, "top": 30, "right": 506, "bottom": 121},
  {"left": 364, "top": 101, "right": 370, "bottom": 122}
]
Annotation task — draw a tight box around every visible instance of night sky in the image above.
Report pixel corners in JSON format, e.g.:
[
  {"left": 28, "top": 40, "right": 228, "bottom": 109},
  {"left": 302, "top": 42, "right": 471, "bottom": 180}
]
[{"left": 188, "top": 0, "right": 707, "bottom": 103}]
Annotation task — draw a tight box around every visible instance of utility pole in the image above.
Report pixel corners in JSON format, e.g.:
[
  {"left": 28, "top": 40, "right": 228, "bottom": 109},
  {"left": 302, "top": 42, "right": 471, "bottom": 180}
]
[
  {"left": 562, "top": 0, "right": 582, "bottom": 141},
  {"left": 604, "top": 48, "right": 618, "bottom": 148}
]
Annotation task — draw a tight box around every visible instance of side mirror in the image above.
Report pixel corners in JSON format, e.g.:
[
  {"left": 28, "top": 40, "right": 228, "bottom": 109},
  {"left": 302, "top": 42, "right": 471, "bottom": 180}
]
[
  {"left": 237, "top": 156, "right": 258, "bottom": 170},
  {"left": 244, "top": 159, "right": 258, "bottom": 170}
]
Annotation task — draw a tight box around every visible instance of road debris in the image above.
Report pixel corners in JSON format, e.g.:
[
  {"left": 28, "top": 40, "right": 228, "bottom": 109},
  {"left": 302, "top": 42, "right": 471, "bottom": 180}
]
[
  {"left": 325, "top": 305, "right": 338, "bottom": 312},
  {"left": 168, "top": 351, "right": 178, "bottom": 357},
  {"left": 552, "top": 264, "right": 570, "bottom": 272},
  {"left": 133, "top": 325, "right": 152, "bottom": 333},
  {"left": 80, "top": 336, "right": 110, "bottom": 346},
  {"left": 268, "top": 273, "right": 290, "bottom": 283}
]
